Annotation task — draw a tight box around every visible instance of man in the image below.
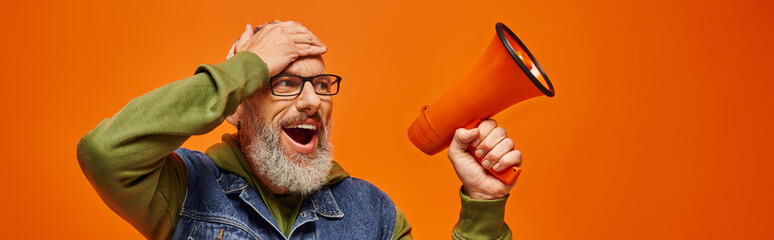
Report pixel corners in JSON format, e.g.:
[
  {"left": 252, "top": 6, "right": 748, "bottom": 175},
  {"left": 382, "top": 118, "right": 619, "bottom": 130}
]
[{"left": 78, "top": 21, "right": 522, "bottom": 239}]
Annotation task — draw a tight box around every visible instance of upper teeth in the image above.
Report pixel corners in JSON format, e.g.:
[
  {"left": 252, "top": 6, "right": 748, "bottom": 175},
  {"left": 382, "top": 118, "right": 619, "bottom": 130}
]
[{"left": 285, "top": 123, "right": 317, "bottom": 130}]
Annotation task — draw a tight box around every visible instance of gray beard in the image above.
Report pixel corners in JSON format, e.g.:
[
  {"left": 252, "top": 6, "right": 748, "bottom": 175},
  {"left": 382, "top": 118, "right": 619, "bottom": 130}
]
[{"left": 242, "top": 114, "right": 333, "bottom": 196}]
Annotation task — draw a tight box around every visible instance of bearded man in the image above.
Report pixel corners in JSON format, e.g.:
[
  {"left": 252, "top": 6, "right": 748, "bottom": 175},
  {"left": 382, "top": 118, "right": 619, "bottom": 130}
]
[{"left": 78, "top": 20, "right": 522, "bottom": 240}]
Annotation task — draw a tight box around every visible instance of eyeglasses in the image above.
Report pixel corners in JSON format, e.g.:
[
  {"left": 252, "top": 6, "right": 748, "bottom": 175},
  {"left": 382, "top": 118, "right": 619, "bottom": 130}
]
[{"left": 269, "top": 74, "right": 342, "bottom": 97}]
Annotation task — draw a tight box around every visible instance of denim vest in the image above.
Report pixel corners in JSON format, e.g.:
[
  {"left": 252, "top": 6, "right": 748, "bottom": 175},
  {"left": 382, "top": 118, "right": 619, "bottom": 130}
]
[{"left": 170, "top": 148, "right": 397, "bottom": 240}]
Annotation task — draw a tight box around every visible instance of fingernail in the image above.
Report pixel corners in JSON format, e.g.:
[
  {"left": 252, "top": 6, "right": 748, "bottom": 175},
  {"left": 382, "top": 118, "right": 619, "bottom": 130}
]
[
  {"left": 475, "top": 149, "right": 484, "bottom": 158},
  {"left": 492, "top": 163, "right": 501, "bottom": 171},
  {"left": 481, "top": 160, "right": 490, "bottom": 169}
]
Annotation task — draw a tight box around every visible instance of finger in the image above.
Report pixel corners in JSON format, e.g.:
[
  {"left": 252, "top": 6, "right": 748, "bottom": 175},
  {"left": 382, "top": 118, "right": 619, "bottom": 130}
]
[
  {"left": 274, "top": 22, "right": 324, "bottom": 46},
  {"left": 284, "top": 22, "right": 320, "bottom": 37},
  {"left": 470, "top": 119, "right": 498, "bottom": 148},
  {"left": 293, "top": 34, "right": 327, "bottom": 53},
  {"left": 492, "top": 150, "right": 522, "bottom": 172},
  {"left": 291, "top": 33, "right": 319, "bottom": 45},
  {"left": 255, "top": 21, "right": 279, "bottom": 36},
  {"left": 475, "top": 126, "right": 507, "bottom": 158},
  {"left": 296, "top": 44, "right": 328, "bottom": 56},
  {"left": 449, "top": 128, "right": 480, "bottom": 153},
  {"left": 482, "top": 138, "right": 514, "bottom": 169},
  {"left": 274, "top": 20, "right": 305, "bottom": 33},
  {"left": 283, "top": 20, "right": 306, "bottom": 29},
  {"left": 250, "top": 21, "right": 275, "bottom": 34},
  {"left": 244, "top": 24, "right": 254, "bottom": 38},
  {"left": 293, "top": 32, "right": 325, "bottom": 47},
  {"left": 236, "top": 24, "right": 254, "bottom": 50}
]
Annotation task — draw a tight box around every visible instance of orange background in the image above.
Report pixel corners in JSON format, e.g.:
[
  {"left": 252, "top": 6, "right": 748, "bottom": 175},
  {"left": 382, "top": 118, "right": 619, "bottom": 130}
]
[{"left": 2, "top": 0, "right": 773, "bottom": 239}]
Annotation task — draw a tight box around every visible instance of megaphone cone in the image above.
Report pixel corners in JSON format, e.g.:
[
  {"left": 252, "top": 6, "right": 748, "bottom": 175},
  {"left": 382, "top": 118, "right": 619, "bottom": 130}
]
[{"left": 407, "top": 22, "right": 555, "bottom": 185}]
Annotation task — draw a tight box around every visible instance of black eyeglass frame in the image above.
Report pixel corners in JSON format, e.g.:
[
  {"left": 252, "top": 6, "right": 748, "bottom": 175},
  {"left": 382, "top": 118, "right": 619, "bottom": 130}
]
[{"left": 269, "top": 74, "right": 342, "bottom": 97}]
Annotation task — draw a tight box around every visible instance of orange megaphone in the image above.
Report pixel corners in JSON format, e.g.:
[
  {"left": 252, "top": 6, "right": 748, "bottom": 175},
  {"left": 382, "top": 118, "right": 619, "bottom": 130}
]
[{"left": 407, "top": 22, "right": 555, "bottom": 185}]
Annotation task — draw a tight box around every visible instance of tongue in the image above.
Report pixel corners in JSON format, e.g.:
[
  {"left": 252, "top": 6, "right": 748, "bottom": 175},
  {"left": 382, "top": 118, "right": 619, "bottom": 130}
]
[{"left": 284, "top": 128, "right": 313, "bottom": 144}]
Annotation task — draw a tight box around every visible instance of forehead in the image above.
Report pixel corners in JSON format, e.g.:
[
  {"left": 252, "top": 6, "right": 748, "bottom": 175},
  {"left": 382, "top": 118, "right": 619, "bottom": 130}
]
[{"left": 280, "top": 56, "right": 326, "bottom": 76}]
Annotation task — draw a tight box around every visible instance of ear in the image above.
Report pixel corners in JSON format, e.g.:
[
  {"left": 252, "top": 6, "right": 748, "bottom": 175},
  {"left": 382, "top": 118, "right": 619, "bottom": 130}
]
[{"left": 226, "top": 104, "right": 246, "bottom": 128}]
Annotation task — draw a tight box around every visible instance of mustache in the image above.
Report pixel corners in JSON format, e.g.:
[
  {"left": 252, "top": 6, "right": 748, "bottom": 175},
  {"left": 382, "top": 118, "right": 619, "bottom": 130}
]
[{"left": 276, "top": 112, "right": 325, "bottom": 129}]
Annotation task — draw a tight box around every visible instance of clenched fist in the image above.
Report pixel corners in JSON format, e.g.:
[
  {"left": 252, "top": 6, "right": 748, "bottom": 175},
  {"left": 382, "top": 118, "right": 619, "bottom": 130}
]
[{"left": 448, "top": 119, "right": 522, "bottom": 200}]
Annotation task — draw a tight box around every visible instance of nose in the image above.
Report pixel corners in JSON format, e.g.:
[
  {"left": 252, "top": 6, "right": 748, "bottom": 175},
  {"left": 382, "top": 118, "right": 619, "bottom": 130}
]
[{"left": 295, "top": 81, "right": 322, "bottom": 115}]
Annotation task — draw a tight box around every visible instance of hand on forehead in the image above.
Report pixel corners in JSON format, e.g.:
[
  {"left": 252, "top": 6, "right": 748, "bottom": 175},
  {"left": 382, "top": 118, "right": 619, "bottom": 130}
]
[{"left": 232, "top": 20, "right": 328, "bottom": 77}]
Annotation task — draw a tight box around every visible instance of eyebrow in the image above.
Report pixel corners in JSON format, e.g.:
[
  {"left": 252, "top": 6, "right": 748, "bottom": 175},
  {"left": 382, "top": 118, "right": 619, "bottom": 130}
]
[{"left": 277, "top": 73, "right": 328, "bottom": 77}]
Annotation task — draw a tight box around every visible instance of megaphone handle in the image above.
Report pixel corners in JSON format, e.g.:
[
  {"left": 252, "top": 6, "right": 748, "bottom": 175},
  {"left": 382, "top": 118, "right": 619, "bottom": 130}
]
[{"left": 464, "top": 119, "right": 521, "bottom": 186}]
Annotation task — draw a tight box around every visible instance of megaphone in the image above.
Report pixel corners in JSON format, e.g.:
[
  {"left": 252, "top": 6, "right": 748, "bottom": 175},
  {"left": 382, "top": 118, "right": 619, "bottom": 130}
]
[{"left": 407, "top": 22, "right": 555, "bottom": 185}]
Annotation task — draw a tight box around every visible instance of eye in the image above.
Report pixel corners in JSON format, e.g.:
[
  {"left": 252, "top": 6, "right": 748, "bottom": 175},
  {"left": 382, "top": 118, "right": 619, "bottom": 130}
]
[
  {"left": 271, "top": 76, "right": 303, "bottom": 95},
  {"left": 314, "top": 81, "right": 330, "bottom": 90},
  {"left": 275, "top": 79, "right": 298, "bottom": 88}
]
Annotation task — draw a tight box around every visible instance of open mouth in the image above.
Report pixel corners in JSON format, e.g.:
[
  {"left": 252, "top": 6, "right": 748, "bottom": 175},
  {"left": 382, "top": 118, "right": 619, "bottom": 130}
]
[
  {"left": 279, "top": 118, "right": 322, "bottom": 155},
  {"left": 282, "top": 123, "right": 318, "bottom": 145}
]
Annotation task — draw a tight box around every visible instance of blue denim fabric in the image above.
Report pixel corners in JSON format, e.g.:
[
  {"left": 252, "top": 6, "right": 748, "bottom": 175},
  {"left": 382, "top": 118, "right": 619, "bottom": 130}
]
[{"left": 170, "top": 148, "right": 397, "bottom": 240}]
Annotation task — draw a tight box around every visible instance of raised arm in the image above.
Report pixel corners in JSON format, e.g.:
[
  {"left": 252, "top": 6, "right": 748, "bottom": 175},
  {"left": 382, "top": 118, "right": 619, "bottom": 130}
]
[
  {"left": 448, "top": 119, "right": 522, "bottom": 239},
  {"left": 76, "top": 51, "right": 268, "bottom": 238},
  {"left": 76, "top": 21, "right": 326, "bottom": 239}
]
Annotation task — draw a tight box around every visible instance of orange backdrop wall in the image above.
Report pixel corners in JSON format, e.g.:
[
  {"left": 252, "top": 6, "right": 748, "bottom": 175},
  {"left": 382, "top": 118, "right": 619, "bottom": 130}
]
[{"left": 2, "top": 0, "right": 773, "bottom": 239}]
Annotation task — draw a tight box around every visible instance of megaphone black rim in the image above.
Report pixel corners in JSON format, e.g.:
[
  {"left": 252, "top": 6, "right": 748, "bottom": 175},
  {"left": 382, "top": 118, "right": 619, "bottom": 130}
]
[{"left": 496, "top": 22, "right": 555, "bottom": 97}]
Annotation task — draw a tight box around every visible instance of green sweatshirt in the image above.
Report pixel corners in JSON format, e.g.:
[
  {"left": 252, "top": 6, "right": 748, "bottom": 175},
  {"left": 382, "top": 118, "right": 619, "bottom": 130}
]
[{"left": 77, "top": 51, "right": 512, "bottom": 239}]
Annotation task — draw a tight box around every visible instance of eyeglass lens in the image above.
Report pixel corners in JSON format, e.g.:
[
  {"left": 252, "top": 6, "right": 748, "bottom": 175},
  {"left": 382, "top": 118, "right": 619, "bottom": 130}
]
[{"left": 271, "top": 75, "right": 339, "bottom": 95}]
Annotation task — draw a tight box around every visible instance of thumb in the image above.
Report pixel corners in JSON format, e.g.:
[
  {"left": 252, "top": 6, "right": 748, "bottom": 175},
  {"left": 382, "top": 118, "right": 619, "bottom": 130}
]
[
  {"left": 236, "top": 23, "right": 254, "bottom": 51},
  {"left": 449, "top": 128, "right": 479, "bottom": 154}
]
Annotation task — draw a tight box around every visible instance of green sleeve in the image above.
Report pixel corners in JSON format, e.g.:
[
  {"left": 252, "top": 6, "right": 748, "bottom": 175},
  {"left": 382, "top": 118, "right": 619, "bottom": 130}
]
[
  {"left": 76, "top": 52, "right": 269, "bottom": 240},
  {"left": 452, "top": 190, "right": 513, "bottom": 240},
  {"left": 392, "top": 206, "right": 413, "bottom": 239},
  {"left": 392, "top": 191, "right": 512, "bottom": 240}
]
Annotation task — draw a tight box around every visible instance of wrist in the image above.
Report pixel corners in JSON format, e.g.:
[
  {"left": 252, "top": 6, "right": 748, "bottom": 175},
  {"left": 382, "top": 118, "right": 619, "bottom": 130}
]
[
  {"left": 462, "top": 185, "right": 508, "bottom": 200},
  {"left": 454, "top": 189, "right": 511, "bottom": 239}
]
